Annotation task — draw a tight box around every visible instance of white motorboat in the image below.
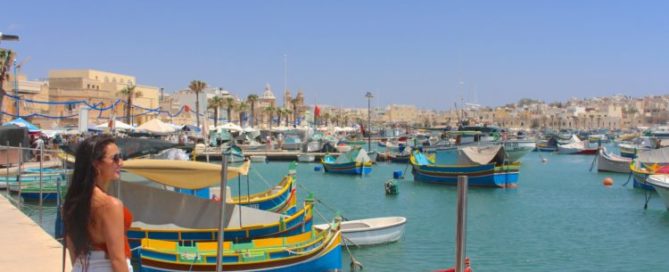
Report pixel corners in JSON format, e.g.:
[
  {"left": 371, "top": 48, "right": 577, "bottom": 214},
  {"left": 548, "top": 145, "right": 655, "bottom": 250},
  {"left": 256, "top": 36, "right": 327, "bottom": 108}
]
[
  {"left": 597, "top": 147, "right": 632, "bottom": 173},
  {"left": 315, "top": 216, "right": 406, "bottom": 246},
  {"left": 249, "top": 155, "right": 267, "bottom": 163},
  {"left": 646, "top": 175, "right": 669, "bottom": 210},
  {"left": 297, "top": 153, "right": 315, "bottom": 162}
]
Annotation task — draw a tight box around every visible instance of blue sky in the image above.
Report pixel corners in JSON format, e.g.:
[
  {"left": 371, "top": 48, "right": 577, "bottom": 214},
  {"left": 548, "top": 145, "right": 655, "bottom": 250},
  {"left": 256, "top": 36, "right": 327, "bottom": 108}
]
[{"left": 3, "top": 1, "right": 668, "bottom": 109}]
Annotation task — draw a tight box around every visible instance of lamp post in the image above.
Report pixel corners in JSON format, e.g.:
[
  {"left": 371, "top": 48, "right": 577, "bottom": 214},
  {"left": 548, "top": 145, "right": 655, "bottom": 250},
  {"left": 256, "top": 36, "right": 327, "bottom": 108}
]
[{"left": 365, "top": 91, "right": 373, "bottom": 151}]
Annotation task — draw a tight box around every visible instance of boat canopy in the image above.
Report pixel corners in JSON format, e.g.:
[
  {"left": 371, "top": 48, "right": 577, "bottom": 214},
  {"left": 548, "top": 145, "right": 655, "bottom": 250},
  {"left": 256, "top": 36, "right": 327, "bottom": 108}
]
[
  {"left": 110, "top": 180, "right": 282, "bottom": 229},
  {"left": 122, "top": 159, "right": 250, "bottom": 189},
  {"left": 635, "top": 147, "right": 669, "bottom": 164},
  {"left": 335, "top": 147, "right": 371, "bottom": 164},
  {"left": 458, "top": 145, "right": 507, "bottom": 165}
]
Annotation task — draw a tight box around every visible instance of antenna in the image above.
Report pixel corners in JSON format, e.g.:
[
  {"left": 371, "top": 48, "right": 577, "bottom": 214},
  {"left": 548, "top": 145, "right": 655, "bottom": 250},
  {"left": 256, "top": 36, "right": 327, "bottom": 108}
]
[{"left": 283, "top": 54, "right": 288, "bottom": 93}]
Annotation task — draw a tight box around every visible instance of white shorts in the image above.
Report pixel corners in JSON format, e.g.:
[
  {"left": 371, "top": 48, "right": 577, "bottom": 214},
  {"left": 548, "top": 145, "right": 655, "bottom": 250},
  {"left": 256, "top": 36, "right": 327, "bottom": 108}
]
[{"left": 72, "top": 251, "right": 133, "bottom": 272}]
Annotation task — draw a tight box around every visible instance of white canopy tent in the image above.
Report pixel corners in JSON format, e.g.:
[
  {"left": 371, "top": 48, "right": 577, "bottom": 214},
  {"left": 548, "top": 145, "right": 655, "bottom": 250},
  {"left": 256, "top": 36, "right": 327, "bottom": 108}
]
[
  {"left": 215, "top": 122, "right": 243, "bottom": 132},
  {"left": 96, "top": 119, "right": 134, "bottom": 130},
  {"left": 136, "top": 118, "right": 177, "bottom": 134}
]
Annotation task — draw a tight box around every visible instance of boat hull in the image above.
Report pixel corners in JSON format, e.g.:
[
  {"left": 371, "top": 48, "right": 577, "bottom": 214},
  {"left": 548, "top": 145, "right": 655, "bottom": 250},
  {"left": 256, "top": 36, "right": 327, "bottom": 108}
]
[
  {"left": 647, "top": 175, "right": 669, "bottom": 210},
  {"left": 139, "top": 230, "right": 342, "bottom": 272},
  {"left": 322, "top": 161, "right": 372, "bottom": 175},
  {"left": 597, "top": 148, "right": 632, "bottom": 173},
  {"left": 317, "top": 217, "right": 406, "bottom": 246},
  {"left": 411, "top": 163, "right": 519, "bottom": 188}
]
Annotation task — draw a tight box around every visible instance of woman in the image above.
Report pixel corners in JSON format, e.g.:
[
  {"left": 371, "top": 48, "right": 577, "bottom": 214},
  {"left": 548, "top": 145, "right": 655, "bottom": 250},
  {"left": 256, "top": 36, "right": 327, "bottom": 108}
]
[{"left": 63, "top": 135, "right": 133, "bottom": 271}]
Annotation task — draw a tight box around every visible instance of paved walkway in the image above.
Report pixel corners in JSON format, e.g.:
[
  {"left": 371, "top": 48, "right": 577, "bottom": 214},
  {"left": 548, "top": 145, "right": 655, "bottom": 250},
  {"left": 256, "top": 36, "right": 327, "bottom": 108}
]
[{"left": 0, "top": 194, "right": 71, "bottom": 272}]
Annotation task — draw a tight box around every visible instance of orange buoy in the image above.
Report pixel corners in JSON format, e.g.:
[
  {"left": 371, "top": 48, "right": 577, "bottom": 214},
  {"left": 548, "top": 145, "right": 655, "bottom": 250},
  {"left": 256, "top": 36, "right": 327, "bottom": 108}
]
[{"left": 603, "top": 177, "right": 614, "bottom": 186}]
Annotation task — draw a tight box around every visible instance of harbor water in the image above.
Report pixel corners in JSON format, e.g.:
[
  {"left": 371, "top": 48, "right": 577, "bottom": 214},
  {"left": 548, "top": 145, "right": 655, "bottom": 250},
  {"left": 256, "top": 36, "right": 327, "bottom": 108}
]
[{"left": 7, "top": 150, "right": 669, "bottom": 271}]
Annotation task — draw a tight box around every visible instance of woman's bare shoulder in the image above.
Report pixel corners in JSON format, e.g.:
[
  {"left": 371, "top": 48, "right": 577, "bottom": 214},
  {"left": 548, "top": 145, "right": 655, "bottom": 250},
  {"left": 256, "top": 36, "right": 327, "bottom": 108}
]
[{"left": 91, "top": 192, "right": 123, "bottom": 212}]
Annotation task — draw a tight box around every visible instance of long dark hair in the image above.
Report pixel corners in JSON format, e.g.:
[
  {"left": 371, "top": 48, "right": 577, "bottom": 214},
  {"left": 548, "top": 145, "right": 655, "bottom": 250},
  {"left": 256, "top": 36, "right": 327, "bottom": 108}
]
[{"left": 63, "top": 135, "right": 116, "bottom": 259}]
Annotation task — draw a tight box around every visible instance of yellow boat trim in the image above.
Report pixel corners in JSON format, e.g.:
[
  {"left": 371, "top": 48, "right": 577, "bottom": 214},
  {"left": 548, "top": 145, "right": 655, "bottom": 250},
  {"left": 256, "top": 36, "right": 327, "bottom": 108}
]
[{"left": 232, "top": 175, "right": 293, "bottom": 203}]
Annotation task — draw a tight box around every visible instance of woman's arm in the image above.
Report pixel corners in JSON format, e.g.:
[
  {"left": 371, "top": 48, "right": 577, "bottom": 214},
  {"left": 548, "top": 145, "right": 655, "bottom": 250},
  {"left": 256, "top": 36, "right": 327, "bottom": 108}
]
[{"left": 98, "top": 197, "right": 129, "bottom": 272}]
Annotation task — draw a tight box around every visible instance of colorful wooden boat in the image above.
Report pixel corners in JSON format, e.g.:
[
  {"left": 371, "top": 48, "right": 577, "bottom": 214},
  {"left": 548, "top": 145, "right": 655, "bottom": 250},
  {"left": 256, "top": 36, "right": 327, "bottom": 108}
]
[
  {"left": 410, "top": 151, "right": 519, "bottom": 188},
  {"left": 9, "top": 184, "right": 66, "bottom": 201},
  {"left": 630, "top": 147, "right": 669, "bottom": 190},
  {"left": 0, "top": 173, "right": 65, "bottom": 189},
  {"left": 321, "top": 148, "right": 373, "bottom": 175},
  {"left": 123, "top": 159, "right": 296, "bottom": 214},
  {"left": 647, "top": 175, "right": 669, "bottom": 210},
  {"left": 138, "top": 225, "right": 342, "bottom": 272},
  {"left": 597, "top": 147, "right": 631, "bottom": 173}
]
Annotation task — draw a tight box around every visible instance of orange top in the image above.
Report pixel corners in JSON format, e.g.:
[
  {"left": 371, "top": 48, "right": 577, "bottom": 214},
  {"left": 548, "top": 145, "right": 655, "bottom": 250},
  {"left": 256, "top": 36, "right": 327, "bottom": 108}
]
[{"left": 92, "top": 206, "right": 133, "bottom": 258}]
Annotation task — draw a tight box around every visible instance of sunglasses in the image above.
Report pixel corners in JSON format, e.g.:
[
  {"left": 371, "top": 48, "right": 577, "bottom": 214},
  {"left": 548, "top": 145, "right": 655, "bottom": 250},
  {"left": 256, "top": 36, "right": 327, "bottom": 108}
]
[{"left": 108, "top": 153, "right": 122, "bottom": 163}]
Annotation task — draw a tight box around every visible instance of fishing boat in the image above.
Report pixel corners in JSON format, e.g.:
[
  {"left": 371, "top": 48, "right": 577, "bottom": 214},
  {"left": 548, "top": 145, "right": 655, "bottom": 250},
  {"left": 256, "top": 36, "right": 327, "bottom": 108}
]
[
  {"left": 249, "top": 155, "right": 267, "bottom": 163},
  {"left": 315, "top": 216, "right": 406, "bottom": 246},
  {"left": 502, "top": 140, "right": 536, "bottom": 162},
  {"left": 9, "top": 184, "right": 66, "bottom": 201},
  {"left": 410, "top": 148, "right": 520, "bottom": 188},
  {"left": 646, "top": 175, "right": 669, "bottom": 210},
  {"left": 322, "top": 148, "right": 373, "bottom": 175},
  {"left": 597, "top": 147, "right": 632, "bottom": 173},
  {"left": 629, "top": 147, "right": 669, "bottom": 190},
  {"left": 0, "top": 173, "right": 65, "bottom": 189},
  {"left": 282, "top": 134, "right": 303, "bottom": 151},
  {"left": 557, "top": 139, "right": 597, "bottom": 155},
  {"left": 123, "top": 159, "right": 297, "bottom": 213},
  {"left": 297, "top": 153, "right": 315, "bottom": 162},
  {"left": 227, "top": 145, "right": 246, "bottom": 163},
  {"left": 138, "top": 225, "right": 342, "bottom": 272}
]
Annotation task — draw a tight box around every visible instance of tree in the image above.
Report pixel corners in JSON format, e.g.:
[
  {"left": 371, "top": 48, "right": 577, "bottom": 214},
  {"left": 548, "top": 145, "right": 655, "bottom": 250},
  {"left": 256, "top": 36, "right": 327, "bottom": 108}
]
[
  {"left": 236, "top": 102, "right": 249, "bottom": 127},
  {"left": 207, "top": 96, "right": 224, "bottom": 128},
  {"left": 290, "top": 98, "right": 300, "bottom": 127},
  {"left": 264, "top": 106, "right": 275, "bottom": 130},
  {"left": 247, "top": 94, "right": 258, "bottom": 128},
  {"left": 188, "top": 80, "right": 207, "bottom": 128},
  {"left": 283, "top": 108, "right": 292, "bottom": 127},
  {"left": 0, "top": 50, "right": 14, "bottom": 123},
  {"left": 224, "top": 97, "right": 236, "bottom": 123},
  {"left": 321, "top": 112, "right": 331, "bottom": 126},
  {"left": 117, "top": 84, "right": 142, "bottom": 125}
]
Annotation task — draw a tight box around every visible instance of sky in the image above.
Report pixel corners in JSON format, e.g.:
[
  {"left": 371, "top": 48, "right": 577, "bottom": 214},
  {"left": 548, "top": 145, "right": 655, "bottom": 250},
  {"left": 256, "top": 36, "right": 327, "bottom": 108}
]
[{"left": 2, "top": 1, "right": 669, "bottom": 110}]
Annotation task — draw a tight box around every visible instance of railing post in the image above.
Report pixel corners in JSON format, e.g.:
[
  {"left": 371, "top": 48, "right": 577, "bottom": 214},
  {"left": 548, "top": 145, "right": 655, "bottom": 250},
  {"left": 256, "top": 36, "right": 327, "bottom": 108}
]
[
  {"left": 455, "top": 175, "right": 468, "bottom": 272},
  {"left": 39, "top": 143, "right": 44, "bottom": 208},
  {"left": 17, "top": 143, "right": 23, "bottom": 207}
]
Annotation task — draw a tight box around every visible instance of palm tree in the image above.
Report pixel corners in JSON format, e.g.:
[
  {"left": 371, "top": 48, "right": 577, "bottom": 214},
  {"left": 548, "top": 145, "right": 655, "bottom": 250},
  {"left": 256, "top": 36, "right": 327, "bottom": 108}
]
[
  {"left": 188, "top": 80, "right": 207, "bottom": 128},
  {"left": 247, "top": 94, "right": 259, "bottom": 128},
  {"left": 264, "top": 106, "right": 275, "bottom": 130},
  {"left": 322, "top": 112, "right": 331, "bottom": 126},
  {"left": 283, "top": 109, "right": 292, "bottom": 127},
  {"left": 290, "top": 98, "right": 300, "bottom": 127},
  {"left": 117, "top": 84, "right": 142, "bottom": 125},
  {"left": 224, "top": 97, "right": 236, "bottom": 123},
  {"left": 236, "top": 102, "right": 249, "bottom": 127},
  {"left": 0, "top": 49, "right": 14, "bottom": 123},
  {"left": 207, "top": 96, "right": 224, "bottom": 128}
]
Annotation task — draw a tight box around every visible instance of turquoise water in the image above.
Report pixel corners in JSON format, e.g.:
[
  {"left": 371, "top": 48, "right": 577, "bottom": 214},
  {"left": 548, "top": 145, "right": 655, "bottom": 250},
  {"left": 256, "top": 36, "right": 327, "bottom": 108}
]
[{"left": 8, "top": 150, "right": 669, "bottom": 271}]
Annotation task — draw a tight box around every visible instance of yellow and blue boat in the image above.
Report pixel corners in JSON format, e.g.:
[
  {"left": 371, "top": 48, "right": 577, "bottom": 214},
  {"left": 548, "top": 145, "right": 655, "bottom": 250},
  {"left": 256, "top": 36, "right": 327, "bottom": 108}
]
[
  {"left": 321, "top": 147, "right": 373, "bottom": 175},
  {"left": 138, "top": 224, "right": 342, "bottom": 272},
  {"left": 410, "top": 149, "right": 520, "bottom": 188}
]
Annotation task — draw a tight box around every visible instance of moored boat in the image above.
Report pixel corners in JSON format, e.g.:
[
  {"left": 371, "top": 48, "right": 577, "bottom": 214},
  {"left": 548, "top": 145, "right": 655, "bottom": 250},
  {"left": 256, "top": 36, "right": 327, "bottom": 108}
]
[
  {"left": 410, "top": 149, "right": 520, "bottom": 188},
  {"left": 315, "top": 216, "right": 406, "bottom": 246},
  {"left": 322, "top": 147, "right": 373, "bottom": 175},
  {"left": 597, "top": 147, "right": 632, "bottom": 173},
  {"left": 138, "top": 225, "right": 342, "bottom": 272},
  {"left": 646, "top": 175, "right": 669, "bottom": 210},
  {"left": 630, "top": 147, "right": 669, "bottom": 190},
  {"left": 297, "top": 153, "right": 315, "bottom": 162}
]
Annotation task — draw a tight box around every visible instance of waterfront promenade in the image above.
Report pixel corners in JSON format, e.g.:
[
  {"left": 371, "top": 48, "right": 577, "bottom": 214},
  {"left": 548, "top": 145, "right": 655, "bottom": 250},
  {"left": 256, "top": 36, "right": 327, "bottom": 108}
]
[{"left": 0, "top": 194, "right": 70, "bottom": 272}]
